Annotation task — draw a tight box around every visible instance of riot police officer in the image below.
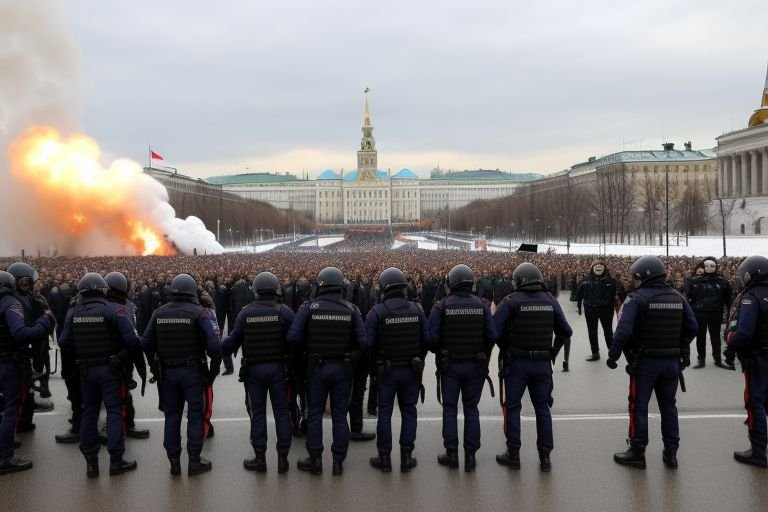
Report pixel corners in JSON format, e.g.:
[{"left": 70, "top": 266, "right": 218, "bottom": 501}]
[
  {"left": 429, "top": 264, "right": 498, "bottom": 472},
  {"left": 365, "top": 267, "right": 431, "bottom": 473},
  {"left": 141, "top": 274, "right": 222, "bottom": 476},
  {"left": 606, "top": 256, "right": 697, "bottom": 469},
  {"left": 723, "top": 256, "right": 768, "bottom": 468},
  {"left": 684, "top": 257, "right": 732, "bottom": 369},
  {"left": 57, "top": 273, "right": 143, "bottom": 478},
  {"left": 0, "top": 271, "right": 55, "bottom": 475},
  {"left": 287, "top": 267, "right": 367, "bottom": 476},
  {"left": 7, "top": 262, "right": 54, "bottom": 430},
  {"left": 222, "top": 272, "right": 295, "bottom": 473},
  {"left": 576, "top": 259, "right": 623, "bottom": 361},
  {"left": 105, "top": 272, "right": 149, "bottom": 439},
  {"left": 493, "top": 263, "right": 572, "bottom": 472}
]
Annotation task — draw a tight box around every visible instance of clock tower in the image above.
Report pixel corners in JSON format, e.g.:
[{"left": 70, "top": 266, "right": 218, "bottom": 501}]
[{"left": 356, "top": 88, "right": 378, "bottom": 181}]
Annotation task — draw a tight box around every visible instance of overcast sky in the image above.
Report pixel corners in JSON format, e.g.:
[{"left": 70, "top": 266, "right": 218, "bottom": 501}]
[{"left": 56, "top": 0, "right": 767, "bottom": 178}]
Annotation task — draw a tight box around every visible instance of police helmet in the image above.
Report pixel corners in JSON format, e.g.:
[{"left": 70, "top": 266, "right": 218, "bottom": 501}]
[
  {"left": 629, "top": 256, "right": 667, "bottom": 284},
  {"left": 105, "top": 271, "right": 129, "bottom": 295},
  {"left": 7, "top": 262, "right": 39, "bottom": 283},
  {"left": 0, "top": 271, "right": 16, "bottom": 290},
  {"left": 512, "top": 262, "right": 544, "bottom": 289},
  {"left": 317, "top": 267, "right": 344, "bottom": 289},
  {"left": 170, "top": 274, "right": 198, "bottom": 297},
  {"left": 77, "top": 273, "right": 108, "bottom": 294},
  {"left": 378, "top": 267, "right": 408, "bottom": 292},
  {"left": 252, "top": 272, "right": 280, "bottom": 294},
  {"left": 447, "top": 264, "right": 475, "bottom": 289},
  {"left": 736, "top": 255, "right": 768, "bottom": 286}
]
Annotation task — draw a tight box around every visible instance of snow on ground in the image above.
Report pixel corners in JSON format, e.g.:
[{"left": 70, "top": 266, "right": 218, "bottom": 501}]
[
  {"left": 300, "top": 236, "right": 345, "bottom": 248},
  {"left": 223, "top": 240, "right": 294, "bottom": 253}
]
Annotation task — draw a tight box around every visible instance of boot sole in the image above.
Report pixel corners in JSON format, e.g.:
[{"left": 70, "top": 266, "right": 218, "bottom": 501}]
[
  {"left": 613, "top": 457, "right": 646, "bottom": 469},
  {"left": 734, "top": 455, "right": 768, "bottom": 468},
  {"left": 0, "top": 465, "right": 33, "bottom": 475},
  {"left": 109, "top": 464, "right": 138, "bottom": 476}
]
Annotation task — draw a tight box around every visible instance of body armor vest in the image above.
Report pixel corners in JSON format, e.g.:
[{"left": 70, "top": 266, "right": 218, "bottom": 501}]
[
  {"left": 72, "top": 300, "right": 121, "bottom": 359},
  {"left": 508, "top": 295, "right": 554, "bottom": 352},
  {"left": 440, "top": 295, "right": 485, "bottom": 359},
  {"left": 378, "top": 300, "right": 421, "bottom": 365},
  {"left": 0, "top": 297, "right": 14, "bottom": 353},
  {"left": 306, "top": 297, "right": 354, "bottom": 360},
  {"left": 155, "top": 302, "right": 203, "bottom": 361},
  {"left": 748, "top": 285, "right": 768, "bottom": 351},
  {"left": 242, "top": 302, "right": 285, "bottom": 363},
  {"left": 634, "top": 289, "right": 684, "bottom": 355}
]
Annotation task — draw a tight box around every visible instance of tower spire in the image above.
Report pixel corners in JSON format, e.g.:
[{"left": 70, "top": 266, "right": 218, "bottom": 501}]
[
  {"left": 364, "top": 87, "right": 372, "bottom": 126},
  {"left": 748, "top": 62, "right": 768, "bottom": 128},
  {"left": 357, "top": 87, "right": 377, "bottom": 181},
  {"left": 762, "top": 62, "right": 768, "bottom": 107}
]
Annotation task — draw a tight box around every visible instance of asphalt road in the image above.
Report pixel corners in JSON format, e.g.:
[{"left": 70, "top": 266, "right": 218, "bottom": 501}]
[{"left": 2, "top": 296, "right": 766, "bottom": 512}]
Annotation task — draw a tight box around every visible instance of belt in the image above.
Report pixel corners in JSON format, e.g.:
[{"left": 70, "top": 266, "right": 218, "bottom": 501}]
[
  {"left": 509, "top": 348, "right": 551, "bottom": 360},
  {"left": 163, "top": 358, "right": 200, "bottom": 368},
  {"left": 76, "top": 357, "right": 112, "bottom": 368}
]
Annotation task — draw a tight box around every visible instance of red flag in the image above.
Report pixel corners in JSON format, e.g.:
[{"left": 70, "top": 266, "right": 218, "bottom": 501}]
[{"left": 150, "top": 150, "right": 164, "bottom": 161}]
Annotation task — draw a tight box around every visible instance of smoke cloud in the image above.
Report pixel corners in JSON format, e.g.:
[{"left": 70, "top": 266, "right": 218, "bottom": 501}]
[{"left": 0, "top": 0, "right": 223, "bottom": 256}]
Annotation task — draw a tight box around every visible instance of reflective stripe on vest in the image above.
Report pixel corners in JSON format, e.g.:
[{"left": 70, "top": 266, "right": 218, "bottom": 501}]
[
  {"left": 508, "top": 300, "right": 554, "bottom": 352},
  {"left": 306, "top": 298, "right": 353, "bottom": 360},
  {"left": 378, "top": 302, "right": 421, "bottom": 364},
  {"left": 242, "top": 304, "right": 284, "bottom": 363},
  {"left": 634, "top": 291, "right": 683, "bottom": 352},
  {"left": 440, "top": 296, "right": 485, "bottom": 359},
  {"left": 155, "top": 304, "right": 203, "bottom": 360}
]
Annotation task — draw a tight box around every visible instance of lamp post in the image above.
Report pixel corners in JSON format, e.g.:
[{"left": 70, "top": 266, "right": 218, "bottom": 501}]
[
  {"left": 216, "top": 219, "right": 220, "bottom": 242},
  {"left": 663, "top": 142, "right": 673, "bottom": 257}
]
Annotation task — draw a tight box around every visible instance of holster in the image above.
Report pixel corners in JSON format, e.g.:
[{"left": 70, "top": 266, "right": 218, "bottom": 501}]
[
  {"left": 343, "top": 352, "right": 353, "bottom": 382},
  {"left": 239, "top": 357, "right": 249, "bottom": 382},
  {"left": 411, "top": 356, "right": 426, "bottom": 403},
  {"left": 476, "top": 352, "right": 495, "bottom": 398},
  {"left": 307, "top": 353, "right": 323, "bottom": 379}
]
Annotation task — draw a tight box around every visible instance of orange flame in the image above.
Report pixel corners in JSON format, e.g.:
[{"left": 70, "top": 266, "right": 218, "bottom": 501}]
[{"left": 8, "top": 125, "right": 176, "bottom": 256}]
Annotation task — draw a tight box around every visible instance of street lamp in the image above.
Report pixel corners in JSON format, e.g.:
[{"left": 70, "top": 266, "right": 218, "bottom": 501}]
[
  {"left": 663, "top": 142, "right": 673, "bottom": 257},
  {"left": 216, "top": 219, "right": 220, "bottom": 242}
]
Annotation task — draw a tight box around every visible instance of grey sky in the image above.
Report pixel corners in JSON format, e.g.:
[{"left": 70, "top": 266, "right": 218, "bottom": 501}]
[{"left": 60, "top": 0, "right": 766, "bottom": 178}]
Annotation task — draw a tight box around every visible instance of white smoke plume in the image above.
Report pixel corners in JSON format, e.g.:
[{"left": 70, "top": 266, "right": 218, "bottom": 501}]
[{"left": 0, "top": 0, "right": 223, "bottom": 256}]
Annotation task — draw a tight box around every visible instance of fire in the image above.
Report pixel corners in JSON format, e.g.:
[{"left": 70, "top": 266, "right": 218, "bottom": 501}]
[{"left": 7, "top": 126, "right": 176, "bottom": 256}]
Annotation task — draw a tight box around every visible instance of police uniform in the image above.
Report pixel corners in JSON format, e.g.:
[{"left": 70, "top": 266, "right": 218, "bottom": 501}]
[
  {"left": 685, "top": 264, "right": 731, "bottom": 368},
  {"left": 58, "top": 289, "right": 142, "bottom": 477},
  {"left": 287, "top": 285, "right": 367, "bottom": 475},
  {"left": 724, "top": 258, "right": 768, "bottom": 467},
  {"left": 222, "top": 297, "right": 295, "bottom": 472},
  {"left": 0, "top": 282, "right": 54, "bottom": 474},
  {"left": 429, "top": 289, "right": 498, "bottom": 471},
  {"left": 608, "top": 267, "right": 697, "bottom": 469},
  {"left": 365, "top": 295, "right": 431, "bottom": 472},
  {"left": 141, "top": 293, "right": 222, "bottom": 475},
  {"left": 493, "top": 283, "right": 572, "bottom": 471}
]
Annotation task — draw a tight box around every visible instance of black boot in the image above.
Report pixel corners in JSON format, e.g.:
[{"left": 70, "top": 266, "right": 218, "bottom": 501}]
[
  {"left": 55, "top": 429, "right": 80, "bottom": 444},
  {"left": 369, "top": 452, "right": 392, "bottom": 473},
  {"left": 126, "top": 426, "right": 150, "bottom": 439},
  {"left": 244, "top": 450, "right": 267, "bottom": 472},
  {"left": 297, "top": 454, "right": 322, "bottom": 475},
  {"left": 613, "top": 447, "right": 646, "bottom": 469},
  {"left": 277, "top": 454, "right": 289, "bottom": 474},
  {"left": 85, "top": 456, "right": 99, "bottom": 478},
  {"left": 109, "top": 457, "right": 137, "bottom": 476},
  {"left": 401, "top": 449, "right": 417, "bottom": 473},
  {"left": 538, "top": 448, "right": 552, "bottom": 472},
  {"left": 586, "top": 353, "right": 600, "bottom": 362},
  {"left": 0, "top": 455, "right": 33, "bottom": 476},
  {"left": 332, "top": 459, "right": 344, "bottom": 476},
  {"left": 692, "top": 359, "right": 705, "bottom": 369},
  {"left": 562, "top": 361, "right": 569, "bottom": 372},
  {"left": 188, "top": 456, "right": 212, "bottom": 476},
  {"left": 350, "top": 431, "right": 376, "bottom": 442},
  {"left": 496, "top": 449, "right": 520, "bottom": 469},
  {"left": 437, "top": 449, "right": 459, "bottom": 469},
  {"left": 734, "top": 448, "right": 768, "bottom": 468},
  {"left": 464, "top": 451, "right": 476, "bottom": 472},
  {"left": 169, "top": 456, "right": 181, "bottom": 476},
  {"left": 662, "top": 449, "right": 678, "bottom": 469}
]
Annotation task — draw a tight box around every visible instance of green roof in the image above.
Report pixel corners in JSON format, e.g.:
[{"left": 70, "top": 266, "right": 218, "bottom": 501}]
[
  {"left": 429, "top": 169, "right": 542, "bottom": 181},
  {"left": 206, "top": 172, "right": 299, "bottom": 185}
]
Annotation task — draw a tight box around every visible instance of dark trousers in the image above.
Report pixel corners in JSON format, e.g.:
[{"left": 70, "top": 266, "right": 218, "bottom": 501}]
[
  {"left": 124, "top": 387, "right": 136, "bottom": 429},
  {"left": 503, "top": 359, "right": 553, "bottom": 451},
  {"left": 376, "top": 367, "right": 418, "bottom": 453},
  {"left": 62, "top": 353, "right": 82, "bottom": 432},
  {"left": 306, "top": 362, "right": 350, "bottom": 462},
  {"left": 161, "top": 367, "right": 205, "bottom": 458},
  {"left": 695, "top": 312, "right": 723, "bottom": 363},
  {"left": 744, "top": 356, "right": 768, "bottom": 453},
  {"left": 440, "top": 361, "right": 485, "bottom": 453},
  {"left": 349, "top": 362, "right": 369, "bottom": 433},
  {"left": 0, "top": 362, "right": 22, "bottom": 457},
  {"left": 244, "top": 362, "right": 291, "bottom": 455},
  {"left": 585, "top": 305, "right": 614, "bottom": 354},
  {"left": 627, "top": 358, "right": 680, "bottom": 452},
  {"left": 79, "top": 366, "right": 125, "bottom": 460}
]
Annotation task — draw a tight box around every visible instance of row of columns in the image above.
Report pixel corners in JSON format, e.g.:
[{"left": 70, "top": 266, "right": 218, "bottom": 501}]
[{"left": 718, "top": 147, "right": 768, "bottom": 197}]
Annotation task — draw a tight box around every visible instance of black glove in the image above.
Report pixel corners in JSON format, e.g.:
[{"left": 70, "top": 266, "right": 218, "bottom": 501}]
[
  {"left": 577, "top": 306, "right": 582, "bottom": 316},
  {"left": 723, "top": 347, "right": 736, "bottom": 368},
  {"left": 33, "top": 293, "right": 50, "bottom": 314},
  {"left": 606, "top": 358, "right": 618, "bottom": 370},
  {"left": 680, "top": 355, "right": 690, "bottom": 369}
]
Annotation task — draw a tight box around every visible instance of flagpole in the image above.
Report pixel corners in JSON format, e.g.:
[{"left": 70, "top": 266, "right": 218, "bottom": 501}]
[{"left": 148, "top": 144, "right": 151, "bottom": 170}]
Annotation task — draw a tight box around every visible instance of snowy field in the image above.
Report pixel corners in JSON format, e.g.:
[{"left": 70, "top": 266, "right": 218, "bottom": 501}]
[{"left": 299, "top": 236, "right": 344, "bottom": 248}]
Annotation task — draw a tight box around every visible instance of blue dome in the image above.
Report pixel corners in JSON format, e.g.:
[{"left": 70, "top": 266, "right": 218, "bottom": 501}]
[
  {"left": 392, "top": 168, "right": 418, "bottom": 179},
  {"left": 317, "top": 169, "right": 342, "bottom": 180},
  {"left": 342, "top": 169, "right": 389, "bottom": 182}
]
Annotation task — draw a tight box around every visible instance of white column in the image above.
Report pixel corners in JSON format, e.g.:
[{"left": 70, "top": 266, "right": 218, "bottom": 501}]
[
  {"left": 763, "top": 147, "right": 768, "bottom": 195},
  {"left": 726, "top": 155, "right": 733, "bottom": 197},
  {"left": 752, "top": 150, "right": 760, "bottom": 196},
  {"left": 741, "top": 152, "right": 749, "bottom": 196}
]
